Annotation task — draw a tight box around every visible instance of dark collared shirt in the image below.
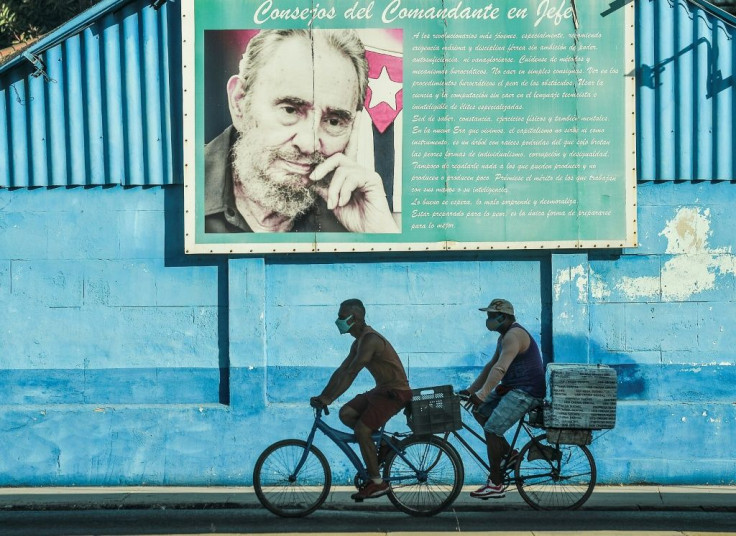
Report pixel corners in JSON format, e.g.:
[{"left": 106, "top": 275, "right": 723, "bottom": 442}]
[{"left": 204, "top": 126, "right": 347, "bottom": 233}]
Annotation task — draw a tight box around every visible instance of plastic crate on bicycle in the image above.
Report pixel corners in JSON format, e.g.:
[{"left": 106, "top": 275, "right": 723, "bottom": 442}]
[{"left": 406, "top": 385, "right": 462, "bottom": 436}]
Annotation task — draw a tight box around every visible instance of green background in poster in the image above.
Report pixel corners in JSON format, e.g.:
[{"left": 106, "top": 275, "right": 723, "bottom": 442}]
[{"left": 189, "top": 0, "right": 633, "bottom": 250}]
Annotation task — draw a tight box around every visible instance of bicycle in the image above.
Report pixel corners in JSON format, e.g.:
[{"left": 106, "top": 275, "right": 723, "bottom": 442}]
[
  {"left": 253, "top": 405, "right": 464, "bottom": 517},
  {"left": 443, "top": 392, "right": 597, "bottom": 510}
]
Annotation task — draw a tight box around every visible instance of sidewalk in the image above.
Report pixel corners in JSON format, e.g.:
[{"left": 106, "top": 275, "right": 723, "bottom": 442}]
[{"left": 0, "top": 485, "right": 734, "bottom": 512}]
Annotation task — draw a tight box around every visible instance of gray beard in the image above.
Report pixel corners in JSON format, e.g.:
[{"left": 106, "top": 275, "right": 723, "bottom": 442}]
[{"left": 231, "top": 130, "right": 325, "bottom": 220}]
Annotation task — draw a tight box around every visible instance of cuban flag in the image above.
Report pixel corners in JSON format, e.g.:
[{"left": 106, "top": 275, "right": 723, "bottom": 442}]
[{"left": 355, "top": 38, "right": 403, "bottom": 214}]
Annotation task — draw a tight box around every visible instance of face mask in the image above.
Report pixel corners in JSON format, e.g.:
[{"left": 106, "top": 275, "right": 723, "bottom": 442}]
[
  {"left": 335, "top": 314, "right": 354, "bottom": 334},
  {"left": 486, "top": 313, "right": 505, "bottom": 331}
]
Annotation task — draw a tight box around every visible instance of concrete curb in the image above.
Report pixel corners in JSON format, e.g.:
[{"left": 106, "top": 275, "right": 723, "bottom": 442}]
[{"left": 0, "top": 485, "right": 734, "bottom": 512}]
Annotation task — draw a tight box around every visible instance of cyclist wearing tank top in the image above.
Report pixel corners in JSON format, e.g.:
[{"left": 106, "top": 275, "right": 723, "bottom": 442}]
[{"left": 460, "top": 298, "right": 546, "bottom": 500}]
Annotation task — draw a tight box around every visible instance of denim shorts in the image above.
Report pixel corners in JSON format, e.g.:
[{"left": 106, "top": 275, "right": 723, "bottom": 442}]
[{"left": 476, "top": 389, "right": 542, "bottom": 437}]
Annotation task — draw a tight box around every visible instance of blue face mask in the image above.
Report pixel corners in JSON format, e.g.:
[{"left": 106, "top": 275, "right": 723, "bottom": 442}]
[{"left": 335, "top": 314, "right": 354, "bottom": 335}]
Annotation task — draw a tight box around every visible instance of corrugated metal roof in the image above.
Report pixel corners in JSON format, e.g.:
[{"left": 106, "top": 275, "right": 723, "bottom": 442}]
[
  {"left": 0, "top": 0, "right": 181, "bottom": 187},
  {"left": 0, "top": 0, "right": 140, "bottom": 72},
  {"left": 638, "top": 0, "right": 735, "bottom": 180},
  {"left": 0, "top": 0, "right": 733, "bottom": 187},
  {"left": 0, "top": 37, "right": 43, "bottom": 68},
  {"left": 691, "top": 0, "right": 736, "bottom": 25}
]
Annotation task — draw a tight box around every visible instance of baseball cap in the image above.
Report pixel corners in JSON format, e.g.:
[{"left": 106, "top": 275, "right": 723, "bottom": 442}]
[{"left": 478, "top": 298, "right": 515, "bottom": 316}]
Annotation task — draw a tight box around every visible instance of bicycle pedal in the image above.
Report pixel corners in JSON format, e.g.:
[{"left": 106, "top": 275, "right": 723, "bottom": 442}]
[{"left": 353, "top": 497, "right": 364, "bottom": 503}]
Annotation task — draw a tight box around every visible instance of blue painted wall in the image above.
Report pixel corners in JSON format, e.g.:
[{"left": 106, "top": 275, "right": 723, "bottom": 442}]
[
  {"left": 1, "top": 180, "right": 735, "bottom": 486},
  {"left": 1, "top": 0, "right": 735, "bottom": 486}
]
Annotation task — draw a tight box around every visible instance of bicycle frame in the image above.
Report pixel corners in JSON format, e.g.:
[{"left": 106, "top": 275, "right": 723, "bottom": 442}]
[
  {"left": 434, "top": 394, "right": 598, "bottom": 511},
  {"left": 292, "top": 408, "right": 422, "bottom": 485},
  {"left": 447, "top": 405, "right": 553, "bottom": 483}
]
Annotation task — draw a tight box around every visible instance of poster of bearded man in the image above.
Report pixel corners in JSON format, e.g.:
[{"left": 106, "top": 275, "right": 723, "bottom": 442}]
[{"left": 201, "top": 28, "right": 403, "bottom": 237}]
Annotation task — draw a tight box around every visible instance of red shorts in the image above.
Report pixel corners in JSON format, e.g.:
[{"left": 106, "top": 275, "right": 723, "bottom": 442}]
[{"left": 345, "top": 387, "right": 413, "bottom": 431}]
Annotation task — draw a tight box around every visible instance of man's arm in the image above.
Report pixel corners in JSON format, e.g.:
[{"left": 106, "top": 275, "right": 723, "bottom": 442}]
[
  {"left": 467, "top": 349, "right": 500, "bottom": 394},
  {"left": 474, "top": 329, "right": 525, "bottom": 401},
  {"left": 316, "top": 334, "right": 382, "bottom": 404}
]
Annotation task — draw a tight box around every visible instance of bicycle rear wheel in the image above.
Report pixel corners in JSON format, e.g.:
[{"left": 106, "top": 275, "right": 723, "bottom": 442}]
[
  {"left": 253, "top": 439, "right": 331, "bottom": 518},
  {"left": 515, "top": 434, "right": 596, "bottom": 510},
  {"left": 383, "top": 435, "right": 464, "bottom": 517}
]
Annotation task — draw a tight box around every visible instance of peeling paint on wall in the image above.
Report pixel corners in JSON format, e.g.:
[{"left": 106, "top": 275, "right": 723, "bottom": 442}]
[
  {"left": 553, "top": 264, "right": 588, "bottom": 301},
  {"left": 594, "top": 207, "right": 736, "bottom": 301},
  {"left": 589, "top": 269, "right": 610, "bottom": 301},
  {"left": 661, "top": 208, "right": 721, "bottom": 255},
  {"left": 615, "top": 275, "right": 659, "bottom": 299},
  {"left": 657, "top": 208, "right": 735, "bottom": 300}
]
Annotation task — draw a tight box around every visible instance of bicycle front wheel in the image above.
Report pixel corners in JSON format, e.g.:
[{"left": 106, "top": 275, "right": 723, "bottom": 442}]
[
  {"left": 515, "top": 434, "right": 596, "bottom": 510},
  {"left": 383, "top": 435, "right": 464, "bottom": 517},
  {"left": 253, "top": 439, "right": 331, "bottom": 518}
]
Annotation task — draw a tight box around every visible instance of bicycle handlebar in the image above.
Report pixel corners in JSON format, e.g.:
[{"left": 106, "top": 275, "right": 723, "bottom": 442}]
[
  {"left": 313, "top": 404, "right": 330, "bottom": 417},
  {"left": 455, "top": 390, "right": 477, "bottom": 412}
]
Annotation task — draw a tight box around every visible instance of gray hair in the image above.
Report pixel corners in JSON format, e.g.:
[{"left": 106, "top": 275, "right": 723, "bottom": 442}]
[{"left": 237, "top": 29, "right": 369, "bottom": 111}]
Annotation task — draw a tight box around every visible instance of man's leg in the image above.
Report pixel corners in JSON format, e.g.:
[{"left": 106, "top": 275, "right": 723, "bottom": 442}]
[
  {"left": 349, "top": 389, "right": 411, "bottom": 500},
  {"left": 339, "top": 397, "right": 388, "bottom": 498},
  {"left": 476, "top": 406, "right": 510, "bottom": 484},
  {"left": 473, "top": 391, "right": 503, "bottom": 481},
  {"left": 354, "top": 420, "right": 380, "bottom": 480},
  {"left": 350, "top": 417, "right": 390, "bottom": 500},
  {"left": 486, "top": 432, "right": 510, "bottom": 486},
  {"left": 340, "top": 404, "right": 381, "bottom": 477},
  {"left": 339, "top": 405, "right": 360, "bottom": 429},
  {"left": 472, "top": 411, "right": 487, "bottom": 427},
  {"left": 471, "top": 390, "right": 540, "bottom": 499}
]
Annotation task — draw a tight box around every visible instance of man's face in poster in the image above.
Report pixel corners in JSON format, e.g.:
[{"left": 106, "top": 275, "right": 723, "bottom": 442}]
[{"left": 227, "top": 34, "right": 360, "bottom": 219}]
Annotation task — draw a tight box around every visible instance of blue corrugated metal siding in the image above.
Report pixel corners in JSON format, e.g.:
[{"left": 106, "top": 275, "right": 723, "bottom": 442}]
[
  {"left": 0, "top": 0, "right": 733, "bottom": 187},
  {"left": 0, "top": 0, "right": 181, "bottom": 187},
  {"left": 638, "top": 0, "right": 736, "bottom": 180}
]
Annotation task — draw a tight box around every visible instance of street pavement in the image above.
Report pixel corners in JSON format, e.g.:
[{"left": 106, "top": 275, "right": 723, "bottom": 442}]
[
  {"left": 0, "top": 484, "right": 734, "bottom": 512},
  {"left": 1, "top": 486, "right": 735, "bottom": 536}
]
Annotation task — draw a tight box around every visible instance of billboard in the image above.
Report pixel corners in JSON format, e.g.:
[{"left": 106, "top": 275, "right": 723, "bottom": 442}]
[{"left": 182, "top": 0, "right": 636, "bottom": 254}]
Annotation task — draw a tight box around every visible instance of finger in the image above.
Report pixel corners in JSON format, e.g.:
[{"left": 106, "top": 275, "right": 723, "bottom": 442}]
[
  {"left": 327, "top": 167, "right": 350, "bottom": 210},
  {"left": 337, "top": 174, "right": 361, "bottom": 208},
  {"left": 310, "top": 153, "right": 344, "bottom": 183},
  {"left": 344, "top": 111, "right": 362, "bottom": 160}
]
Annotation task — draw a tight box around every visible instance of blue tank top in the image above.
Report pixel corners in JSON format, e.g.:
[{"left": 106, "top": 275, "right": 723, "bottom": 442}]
[{"left": 498, "top": 323, "right": 545, "bottom": 399}]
